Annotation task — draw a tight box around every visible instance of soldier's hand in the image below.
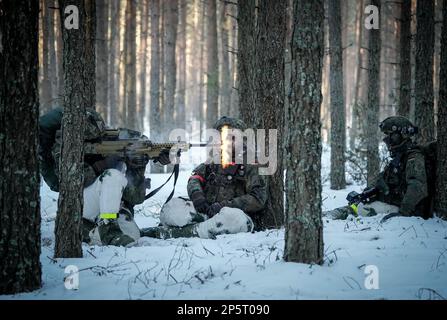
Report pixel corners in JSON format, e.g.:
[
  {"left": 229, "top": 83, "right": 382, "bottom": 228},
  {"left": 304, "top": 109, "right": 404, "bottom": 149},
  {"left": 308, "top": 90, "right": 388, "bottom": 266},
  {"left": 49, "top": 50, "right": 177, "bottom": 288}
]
[
  {"left": 155, "top": 149, "right": 171, "bottom": 165},
  {"left": 191, "top": 192, "right": 209, "bottom": 213},
  {"left": 93, "top": 155, "right": 122, "bottom": 174},
  {"left": 207, "top": 202, "right": 223, "bottom": 218}
]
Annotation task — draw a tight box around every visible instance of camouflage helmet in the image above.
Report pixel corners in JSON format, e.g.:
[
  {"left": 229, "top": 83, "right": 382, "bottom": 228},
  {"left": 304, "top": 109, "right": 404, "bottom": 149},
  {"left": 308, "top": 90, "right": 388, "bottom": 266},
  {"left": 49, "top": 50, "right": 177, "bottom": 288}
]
[
  {"left": 379, "top": 116, "right": 418, "bottom": 137},
  {"left": 85, "top": 108, "right": 107, "bottom": 140},
  {"left": 213, "top": 116, "right": 247, "bottom": 131}
]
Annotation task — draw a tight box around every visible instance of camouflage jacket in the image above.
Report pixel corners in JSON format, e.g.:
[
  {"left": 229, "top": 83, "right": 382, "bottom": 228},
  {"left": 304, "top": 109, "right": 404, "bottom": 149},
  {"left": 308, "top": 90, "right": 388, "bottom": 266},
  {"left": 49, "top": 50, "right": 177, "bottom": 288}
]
[
  {"left": 187, "top": 163, "right": 267, "bottom": 218},
  {"left": 39, "top": 107, "right": 147, "bottom": 207},
  {"left": 373, "top": 147, "right": 428, "bottom": 216}
]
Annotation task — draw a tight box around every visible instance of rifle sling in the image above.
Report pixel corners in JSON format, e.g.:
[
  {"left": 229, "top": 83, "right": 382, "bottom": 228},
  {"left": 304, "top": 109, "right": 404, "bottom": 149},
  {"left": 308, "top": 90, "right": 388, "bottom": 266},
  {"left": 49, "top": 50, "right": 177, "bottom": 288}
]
[{"left": 144, "top": 163, "right": 180, "bottom": 205}]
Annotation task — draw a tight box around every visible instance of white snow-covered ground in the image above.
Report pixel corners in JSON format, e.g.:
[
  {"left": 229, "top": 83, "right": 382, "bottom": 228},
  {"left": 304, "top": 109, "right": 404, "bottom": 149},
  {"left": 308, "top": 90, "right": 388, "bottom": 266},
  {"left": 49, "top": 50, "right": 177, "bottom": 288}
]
[{"left": 2, "top": 148, "right": 447, "bottom": 300}]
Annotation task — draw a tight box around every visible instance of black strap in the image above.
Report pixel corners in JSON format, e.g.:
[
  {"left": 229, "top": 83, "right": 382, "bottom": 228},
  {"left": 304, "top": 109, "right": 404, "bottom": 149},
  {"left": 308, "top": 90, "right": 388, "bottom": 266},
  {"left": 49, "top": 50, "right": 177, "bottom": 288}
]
[{"left": 144, "top": 156, "right": 180, "bottom": 205}]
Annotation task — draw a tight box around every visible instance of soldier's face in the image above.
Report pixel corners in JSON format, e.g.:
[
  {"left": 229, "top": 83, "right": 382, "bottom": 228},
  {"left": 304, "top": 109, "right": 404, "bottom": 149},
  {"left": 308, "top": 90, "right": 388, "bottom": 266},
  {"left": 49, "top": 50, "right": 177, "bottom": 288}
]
[{"left": 383, "top": 132, "right": 403, "bottom": 149}]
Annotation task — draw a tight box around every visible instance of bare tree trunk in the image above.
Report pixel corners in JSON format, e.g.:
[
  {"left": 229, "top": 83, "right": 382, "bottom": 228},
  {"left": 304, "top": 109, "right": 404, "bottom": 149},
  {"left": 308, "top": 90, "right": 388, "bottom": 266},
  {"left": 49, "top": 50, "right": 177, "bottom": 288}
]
[
  {"left": 328, "top": 0, "right": 346, "bottom": 190},
  {"left": 229, "top": 0, "right": 239, "bottom": 118},
  {"left": 164, "top": 0, "right": 178, "bottom": 133},
  {"left": 206, "top": 0, "right": 219, "bottom": 127},
  {"left": 55, "top": 0, "right": 96, "bottom": 258},
  {"left": 41, "top": 0, "right": 53, "bottom": 112},
  {"left": 96, "top": 0, "right": 108, "bottom": 120},
  {"left": 237, "top": 0, "right": 256, "bottom": 125},
  {"left": 55, "top": 0, "right": 64, "bottom": 106},
  {"left": 139, "top": 0, "right": 148, "bottom": 131},
  {"left": 350, "top": 0, "right": 364, "bottom": 150},
  {"left": 414, "top": 0, "right": 435, "bottom": 144},
  {"left": 198, "top": 0, "right": 206, "bottom": 136},
  {"left": 284, "top": 0, "right": 324, "bottom": 264},
  {"left": 255, "top": 0, "right": 286, "bottom": 229},
  {"left": 108, "top": 0, "right": 120, "bottom": 127},
  {"left": 219, "top": 1, "right": 231, "bottom": 117},
  {"left": 48, "top": 1, "right": 57, "bottom": 109},
  {"left": 176, "top": 0, "right": 187, "bottom": 128},
  {"left": 437, "top": 0, "right": 447, "bottom": 219},
  {"left": 366, "top": 0, "right": 381, "bottom": 186},
  {"left": 0, "top": 0, "right": 42, "bottom": 294},
  {"left": 398, "top": 0, "right": 412, "bottom": 117},
  {"left": 124, "top": 0, "right": 137, "bottom": 129}
]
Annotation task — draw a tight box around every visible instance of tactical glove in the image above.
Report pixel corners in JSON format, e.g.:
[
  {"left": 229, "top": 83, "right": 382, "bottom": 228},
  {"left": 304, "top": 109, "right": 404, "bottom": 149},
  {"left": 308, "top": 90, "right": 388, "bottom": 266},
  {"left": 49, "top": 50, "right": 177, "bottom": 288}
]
[
  {"left": 191, "top": 191, "right": 209, "bottom": 214},
  {"left": 154, "top": 149, "right": 171, "bottom": 165},
  {"left": 207, "top": 202, "right": 223, "bottom": 218}
]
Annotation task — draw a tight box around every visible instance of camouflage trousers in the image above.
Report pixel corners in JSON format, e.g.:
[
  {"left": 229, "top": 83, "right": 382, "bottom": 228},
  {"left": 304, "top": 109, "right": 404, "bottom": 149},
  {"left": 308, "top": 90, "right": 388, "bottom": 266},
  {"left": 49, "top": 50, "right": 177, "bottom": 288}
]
[
  {"left": 157, "top": 197, "right": 254, "bottom": 239},
  {"left": 323, "top": 201, "right": 399, "bottom": 220},
  {"left": 82, "top": 168, "right": 140, "bottom": 246}
]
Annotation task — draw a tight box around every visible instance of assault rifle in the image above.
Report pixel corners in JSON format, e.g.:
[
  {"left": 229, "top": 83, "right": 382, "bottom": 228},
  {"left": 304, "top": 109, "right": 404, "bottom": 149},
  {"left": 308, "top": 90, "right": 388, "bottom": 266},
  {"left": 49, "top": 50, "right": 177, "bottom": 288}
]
[{"left": 346, "top": 186, "right": 378, "bottom": 215}]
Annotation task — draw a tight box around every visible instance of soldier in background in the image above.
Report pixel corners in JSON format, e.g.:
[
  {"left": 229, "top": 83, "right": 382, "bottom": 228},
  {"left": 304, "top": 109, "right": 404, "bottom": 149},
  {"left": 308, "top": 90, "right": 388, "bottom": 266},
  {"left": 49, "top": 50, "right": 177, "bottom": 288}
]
[
  {"left": 141, "top": 116, "right": 268, "bottom": 239},
  {"left": 325, "top": 116, "right": 430, "bottom": 221}
]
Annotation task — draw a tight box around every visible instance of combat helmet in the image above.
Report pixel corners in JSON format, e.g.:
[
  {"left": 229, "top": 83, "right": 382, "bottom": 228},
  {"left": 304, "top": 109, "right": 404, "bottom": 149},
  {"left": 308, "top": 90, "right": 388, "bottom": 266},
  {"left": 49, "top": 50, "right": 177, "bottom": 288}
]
[
  {"left": 379, "top": 116, "right": 418, "bottom": 150},
  {"left": 85, "top": 108, "right": 107, "bottom": 140},
  {"left": 213, "top": 116, "right": 247, "bottom": 131},
  {"left": 379, "top": 116, "right": 418, "bottom": 137}
]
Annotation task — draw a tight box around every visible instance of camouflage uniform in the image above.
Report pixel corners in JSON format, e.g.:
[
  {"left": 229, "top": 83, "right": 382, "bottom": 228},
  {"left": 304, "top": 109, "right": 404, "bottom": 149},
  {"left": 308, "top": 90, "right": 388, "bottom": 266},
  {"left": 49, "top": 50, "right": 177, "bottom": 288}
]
[
  {"left": 326, "top": 116, "right": 429, "bottom": 220},
  {"left": 141, "top": 117, "right": 268, "bottom": 239},
  {"left": 39, "top": 107, "right": 149, "bottom": 246}
]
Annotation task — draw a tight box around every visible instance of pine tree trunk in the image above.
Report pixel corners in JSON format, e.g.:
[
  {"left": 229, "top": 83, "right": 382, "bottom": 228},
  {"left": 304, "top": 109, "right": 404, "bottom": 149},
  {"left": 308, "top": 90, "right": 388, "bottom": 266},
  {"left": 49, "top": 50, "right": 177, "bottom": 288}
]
[
  {"left": 0, "top": 0, "right": 41, "bottom": 294},
  {"left": 176, "top": 0, "right": 187, "bottom": 128},
  {"left": 96, "top": 0, "right": 109, "bottom": 121},
  {"left": 41, "top": 0, "right": 53, "bottom": 112},
  {"left": 255, "top": 0, "right": 286, "bottom": 228},
  {"left": 350, "top": 0, "right": 364, "bottom": 150},
  {"left": 328, "top": 0, "right": 346, "bottom": 190},
  {"left": 366, "top": 0, "right": 381, "bottom": 186},
  {"left": 198, "top": 0, "right": 206, "bottom": 136},
  {"left": 163, "top": 0, "right": 178, "bottom": 133},
  {"left": 284, "top": 0, "right": 324, "bottom": 264},
  {"left": 437, "top": 1, "right": 447, "bottom": 219},
  {"left": 229, "top": 1, "right": 239, "bottom": 118},
  {"left": 139, "top": 0, "right": 148, "bottom": 132},
  {"left": 219, "top": 2, "right": 231, "bottom": 117},
  {"left": 48, "top": 1, "right": 57, "bottom": 109},
  {"left": 55, "top": 0, "right": 64, "bottom": 106},
  {"left": 124, "top": 0, "right": 137, "bottom": 129},
  {"left": 206, "top": 0, "right": 219, "bottom": 128},
  {"left": 414, "top": 0, "right": 435, "bottom": 144},
  {"left": 237, "top": 0, "right": 256, "bottom": 125},
  {"left": 55, "top": 0, "right": 96, "bottom": 258},
  {"left": 398, "top": 0, "right": 412, "bottom": 117},
  {"left": 108, "top": 0, "right": 120, "bottom": 127}
]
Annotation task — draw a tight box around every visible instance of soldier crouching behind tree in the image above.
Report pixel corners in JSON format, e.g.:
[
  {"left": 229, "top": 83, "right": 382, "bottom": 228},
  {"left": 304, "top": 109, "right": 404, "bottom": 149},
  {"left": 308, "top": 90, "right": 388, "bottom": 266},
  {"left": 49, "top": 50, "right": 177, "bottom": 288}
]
[
  {"left": 325, "top": 116, "right": 435, "bottom": 222},
  {"left": 140, "top": 116, "right": 268, "bottom": 239},
  {"left": 39, "top": 107, "right": 170, "bottom": 247}
]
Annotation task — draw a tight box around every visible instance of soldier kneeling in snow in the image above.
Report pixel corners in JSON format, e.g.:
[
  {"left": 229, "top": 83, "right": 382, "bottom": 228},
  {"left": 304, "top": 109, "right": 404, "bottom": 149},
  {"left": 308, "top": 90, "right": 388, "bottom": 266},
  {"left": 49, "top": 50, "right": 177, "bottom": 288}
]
[
  {"left": 39, "top": 107, "right": 170, "bottom": 247},
  {"left": 140, "top": 117, "right": 268, "bottom": 239},
  {"left": 324, "top": 116, "right": 433, "bottom": 221}
]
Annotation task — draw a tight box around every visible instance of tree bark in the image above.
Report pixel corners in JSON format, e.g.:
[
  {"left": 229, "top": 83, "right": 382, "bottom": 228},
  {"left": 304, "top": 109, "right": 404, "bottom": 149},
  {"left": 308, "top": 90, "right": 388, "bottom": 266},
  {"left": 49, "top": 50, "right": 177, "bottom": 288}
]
[
  {"left": 41, "top": 0, "right": 53, "bottom": 112},
  {"left": 96, "top": 0, "right": 109, "bottom": 121},
  {"left": 328, "top": 0, "right": 346, "bottom": 190},
  {"left": 255, "top": 0, "right": 286, "bottom": 228},
  {"left": 55, "top": 0, "right": 64, "bottom": 106},
  {"left": 139, "top": 0, "right": 148, "bottom": 131},
  {"left": 108, "top": 0, "right": 120, "bottom": 127},
  {"left": 284, "top": 0, "right": 324, "bottom": 264},
  {"left": 176, "top": 0, "right": 187, "bottom": 128},
  {"left": 219, "top": 2, "right": 231, "bottom": 117},
  {"left": 437, "top": 0, "right": 447, "bottom": 219},
  {"left": 398, "top": 0, "right": 412, "bottom": 118},
  {"left": 366, "top": 0, "right": 381, "bottom": 186},
  {"left": 124, "top": 0, "right": 137, "bottom": 129},
  {"left": 206, "top": 0, "right": 219, "bottom": 128},
  {"left": 164, "top": 0, "right": 178, "bottom": 133},
  {"left": 55, "top": 0, "right": 96, "bottom": 258},
  {"left": 0, "top": 0, "right": 42, "bottom": 294},
  {"left": 414, "top": 0, "right": 435, "bottom": 144},
  {"left": 237, "top": 0, "right": 256, "bottom": 126}
]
